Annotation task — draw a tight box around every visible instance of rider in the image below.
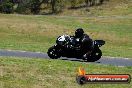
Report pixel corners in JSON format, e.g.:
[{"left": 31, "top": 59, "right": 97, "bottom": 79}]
[{"left": 74, "top": 28, "right": 93, "bottom": 60}]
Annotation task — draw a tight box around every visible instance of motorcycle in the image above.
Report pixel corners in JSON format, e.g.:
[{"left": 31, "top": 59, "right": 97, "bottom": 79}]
[{"left": 47, "top": 35, "right": 105, "bottom": 62}]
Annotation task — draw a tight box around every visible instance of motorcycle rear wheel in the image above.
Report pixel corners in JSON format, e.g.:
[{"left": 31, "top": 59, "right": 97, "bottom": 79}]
[{"left": 86, "top": 48, "right": 102, "bottom": 62}]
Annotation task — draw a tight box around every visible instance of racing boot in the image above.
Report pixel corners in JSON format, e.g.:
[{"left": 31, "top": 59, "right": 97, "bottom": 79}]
[{"left": 82, "top": 51, "right": 92, "bottom": 61}]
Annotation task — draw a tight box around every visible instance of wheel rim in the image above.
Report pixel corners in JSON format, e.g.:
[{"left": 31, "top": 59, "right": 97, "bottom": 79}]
[
  {"left": 87, "top": 49, "right": 102, "bottom": 62},
  {"left": 94, "top": 52, "right": 101, "bottom": 58}
]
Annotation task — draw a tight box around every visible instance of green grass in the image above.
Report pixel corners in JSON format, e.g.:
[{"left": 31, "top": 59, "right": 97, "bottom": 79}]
[
  {"left": 0, "top": 57, "right": 132, "bottom": 88},
  {"left": 61, "top": 0, "right": 132, "bottom": 16},
  {"left": 0, "top": 14, "right": 131, "bottom": 58}
]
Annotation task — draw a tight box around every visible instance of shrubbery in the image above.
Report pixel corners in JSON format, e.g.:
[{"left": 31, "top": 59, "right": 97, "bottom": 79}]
[
  {"left": 15, "top": 0, "right": 31, "bottom": 14},
  {"left": 0, "top": 0, "right": 14, "bottom": 13},
  {"left": 0, "top": 0, "right": 108, "bottom": 14}
]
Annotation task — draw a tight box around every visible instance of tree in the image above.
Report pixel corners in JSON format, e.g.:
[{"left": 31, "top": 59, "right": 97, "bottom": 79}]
[
  {"left": 92, "top": 0, "right": 96, "bottom": 6},
  {"left": 15, "top": 0, "right": 31, "bottom": 14},
  {"left": 0, "top": 0, "right": 14, "bottom": 13},
  {"left": 31, "top": 0, "right": 41, "bottom": 14},
  {"left": 51, "top": 0, "right": 55, "bottom": 12},
  {"left": 15, "top": 0, "right": 46, "bottom": 14},
  {"left": 51, "top": 0, "right": 64, "bottom": 13},
  {"left": 0, "top": 0, "right": 109, "bottom": 14},
  {"left": 30, "top": 0, "right": 49, "bottom": 14},
  {"left": 88, "top": 0, "right": 93, "bottom": 6},
  {"left": 99, "top": 0, "right": 104, "bottom": 5},
  {"left": 70, "top": 0, "right": 78, "bottom": 8},
  {"left": 85, "top": 0, "right": 89, "bottom": 7}
]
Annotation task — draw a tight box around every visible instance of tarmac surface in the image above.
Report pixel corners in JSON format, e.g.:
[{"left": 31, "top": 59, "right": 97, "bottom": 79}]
[{"left": 0, "top": 49, "right": 132, "bottom": 66}]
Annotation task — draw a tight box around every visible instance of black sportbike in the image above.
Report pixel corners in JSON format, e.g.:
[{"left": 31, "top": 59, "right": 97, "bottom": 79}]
[{"left": 47, "top": 35, "right": 105, "bottom": 62}]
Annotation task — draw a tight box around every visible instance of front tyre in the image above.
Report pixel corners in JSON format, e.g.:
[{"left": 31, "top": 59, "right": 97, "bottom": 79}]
[
  {"left": 47, "top": 46, "right": 61, "bottom": 59},
  {"left": 87, "top": 48, "right": 102, "bottom": 62}
]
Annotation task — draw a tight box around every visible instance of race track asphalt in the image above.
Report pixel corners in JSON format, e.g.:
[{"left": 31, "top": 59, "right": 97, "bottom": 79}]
[{"left": 0, "top": 49, "right": 132, "bottom": 66}]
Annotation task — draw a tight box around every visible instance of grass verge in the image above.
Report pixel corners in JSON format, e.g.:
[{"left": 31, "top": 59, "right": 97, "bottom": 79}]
[
  {"left": 0, "top": 14, "right": 132, "bottom": 58},
  {"left": 0, "top": 57, "right": 132, "bottom": 88},
  {"left": 60, "top": 0, "right": 132, "bottom": 16}
]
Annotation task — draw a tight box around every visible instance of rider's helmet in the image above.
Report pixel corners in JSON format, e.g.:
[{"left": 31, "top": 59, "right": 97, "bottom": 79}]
[{"left": 75, "top": 28, "right": 84, "bottom": 38}]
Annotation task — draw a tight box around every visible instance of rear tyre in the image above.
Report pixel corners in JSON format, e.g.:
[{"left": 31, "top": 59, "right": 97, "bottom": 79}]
[
  {"left": 86, "top": 48, "right": 102, "bottom": 62},
  {"left": 47, "top": 46, "right": 61, "bottom": 59}
]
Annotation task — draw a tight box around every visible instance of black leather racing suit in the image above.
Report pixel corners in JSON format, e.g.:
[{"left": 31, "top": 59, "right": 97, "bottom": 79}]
[
  {"left": 74, "top": 34, "right": 93, "bottom": 55},
  {"left": 79, "top": 34, "right": 93, "bottom": 53}
]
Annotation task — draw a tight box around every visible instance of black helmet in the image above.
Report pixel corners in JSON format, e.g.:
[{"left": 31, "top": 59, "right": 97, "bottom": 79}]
[{"left": 75, "top": 28, "right": 84, "bottom": 38}]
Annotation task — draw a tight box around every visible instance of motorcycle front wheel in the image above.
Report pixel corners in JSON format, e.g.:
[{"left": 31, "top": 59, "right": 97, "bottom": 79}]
[{"left": 47, "top": 46, "right": 61, "bottom": 59}]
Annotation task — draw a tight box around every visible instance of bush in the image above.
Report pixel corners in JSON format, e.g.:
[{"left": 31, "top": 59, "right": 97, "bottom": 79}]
[
  {"left": 54, "top": 0, "right": 65, "bottom": 13},
  {"left": 30, "top": 0, "right": 41, "bottom": 14},
  {"left": 51, "top": 0, "right": 65, "bottom": 13},
  {"left": 0, "top": 0, "right": 108, "bottom": 14},
  {"left": 70, "top": 0, "right": 78, "bottom": 8},
  {"left": 15, "top": 0, "right": 31, "bottom": 14},
  {"left": 0, "top": 0, "right": 14, "bottom": 13}
]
